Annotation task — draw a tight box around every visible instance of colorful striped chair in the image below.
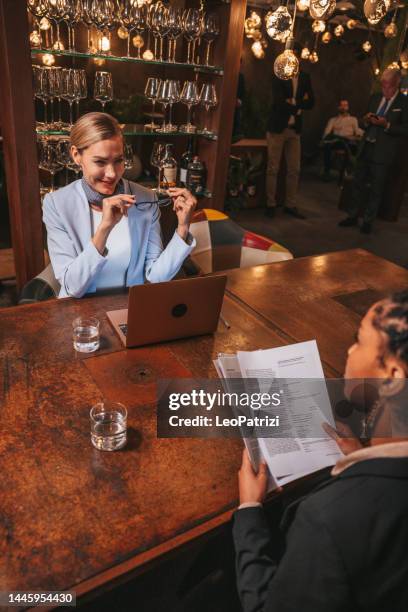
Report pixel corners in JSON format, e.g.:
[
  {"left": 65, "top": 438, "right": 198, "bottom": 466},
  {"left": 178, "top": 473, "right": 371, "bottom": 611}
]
[{"left": 189, "top": 209, "right": 293, "bottom": 274}]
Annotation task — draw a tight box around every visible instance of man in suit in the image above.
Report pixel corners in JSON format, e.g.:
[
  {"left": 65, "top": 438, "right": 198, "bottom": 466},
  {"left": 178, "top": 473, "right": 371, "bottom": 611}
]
[
  {"left": 339, "top": 68, "right": 408, "bottom": 234},
  {"left": 265, "top": 42, "right": 314, "bottom": 219}
]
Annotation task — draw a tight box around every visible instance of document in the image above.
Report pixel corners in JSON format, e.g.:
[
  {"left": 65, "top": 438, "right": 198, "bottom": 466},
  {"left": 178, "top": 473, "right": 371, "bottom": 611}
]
[{"left": 214, "top": 341, "right": 342, "bottom": 489}]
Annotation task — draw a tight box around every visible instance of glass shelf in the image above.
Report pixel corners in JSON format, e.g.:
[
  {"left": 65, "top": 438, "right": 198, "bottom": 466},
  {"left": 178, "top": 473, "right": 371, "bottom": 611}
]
[
  {"left": 36, "top": 124, "right": 218, "bottom": 141},
  {"left": 31, "top": 48, "right": 224, "bottom": 75}
]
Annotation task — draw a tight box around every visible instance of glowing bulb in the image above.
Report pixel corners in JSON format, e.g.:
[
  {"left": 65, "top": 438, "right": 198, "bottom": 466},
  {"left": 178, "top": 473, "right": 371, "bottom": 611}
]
[
  {"left": 309, "top": 50, "right": 319, "bottom": 63},
  {"left": 245, "top": 17, "right": 256, "bottom": 33},
  {"left": 265, "top": 7, "right": 292, "bottom": 42},
  {"left": 274, "top": 40, "right": 299, "bottom": 80},
  {"left": 252, "top": 29, "right": 263, "bottom": 41},
  {"left": 42, "top": 53, "right": 55, "bottom": 66},
  {"left": 117, "top": 26, "right": 129, "bottom": 39},
  {"left": 297, "top": 0, "right": 310, "bottom": 11},
  {"left": 347, "top": 18, "right": 357, "bottom": 29},
  {"left": 362, "top": 40, "right": 372, "bottom": 52},
  {"left": 309, "top": 0, "right": 336, "bottom": 20},
  {"left": 384, "top": 22, "right": 397, "bottom": 38},
  {"left": 30, "top": 30, "right": 42, "bottom": 47},
  {"left": 142, "top": 49, "right": 154, "bottom": 61},
  {"left": 132, "top": 34, "right": 144, "bottom": 49},
  {"left": 375, "top": 68, "right": 380, "bottom": 75},
  {"left": 334, "top": 25, "right": 344, "bottom": 37},
  {"left": 387, "top": 61, "right": 400, "bottom": 70},
  {"left": 94, "top": 57, "right": 106, "bottom": 66},
  {"left": 251, "top": 41, "right": 265, "bottom": 59},
  {"left": 52, "top": 40, "right": 64, "bottom": 50},
  {"left": 100, "top": 36, "right": 110, "bottom": 52},
  {"left": 322, "top": 31, "right": 332, "bottom": 43},
  {"left": 312, "top": 20, "right": 326, "bottom": 33},
  {"left": 39, "top": 17, "right": 51, "bottom": 31},
  {"left": 301, "top": 47, "right": 311, "bottom": 59},
  {"left": 250, "top": 11, "right": 262, "bottom": 28},
  {"left": 364, "top": 0, "right": 391, "bottom": 25}
]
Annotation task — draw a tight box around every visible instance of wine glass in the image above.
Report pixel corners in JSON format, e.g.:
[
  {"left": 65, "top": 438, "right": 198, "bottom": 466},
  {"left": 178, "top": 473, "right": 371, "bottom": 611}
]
[
  {"left": 183, "top": 9, "right": 202, "bottom": 64},
  {"left": 200, "top": 83, "right": 217, "bottom": 133},
  {"left": 38, "top": 139, "right": 64, "bottom": 191},
  {"left": 180, "top": 81, "right": 200, "bottom": 133},
  {"left": 132, "top": 6, "right": 147, "bottom": 59},
  {"left": 64, "top": 0, "right": 82, "bottom": 52},
  {"left": 61, "top": 68, "right": 77, "bottom": 127},
  {"left": 124, "top": 143, "right": 133, "bottom": 171},
  {"left": 48, "top": 67, "right": 63, "bottom": 129},
  {"left": 75, "top": 69, "right": 87, "bottom": 120},
  {"left": 58, "top": 139, "right": 82, "bottom": 181},
  {"left": 202, "top": 13, "right": 220, "bottom": 66},
  {"left": 27, "top": 0, "right": 48, "bottom": 47},
  {"left": 157, "top": 80, "right": 180, "bottom": 133},
  {"left": 94, "top": 71, "right": 113, "bottom": 110},
  {"left": 144, "top": 77, "right": 161, "bottom": 130},
  {"left": 90, "top": 0, "right": 114, "bottom": 54},
  {"left": 117, "top": 0, "right": 138, "bottom": 58},
  {"left": 150, "top": 142, "right": 165, "bottom": 192},
  {"left": 167, "top": 7, "right": 183, "bottom": 62},
  {"left": 33, "top": 66, "right": 50, "bottom": 128},
  {"left": 47, "top": 0, "right": 69, "bottom": 51},
  {"left": 81, "top": 0, "right": 95, "bottom": 52}
]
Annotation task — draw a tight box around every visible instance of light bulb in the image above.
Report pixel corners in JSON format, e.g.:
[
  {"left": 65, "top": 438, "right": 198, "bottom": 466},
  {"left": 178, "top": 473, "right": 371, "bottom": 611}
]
[
  {"left": 245, "top": 17, "right": 256, "bottom": 33},
  {"left": 387, "top": 61, "right": 400, "bottom": 70},
  {"left": 364, "top": 0, "right": 391, "bottom": 25},
  {"left": 375, "top": 67, "right": 380, "bottom": 75},
  {"left": 274, "top": 39, "right": 299, "bottom": 80},
  {"left": 309, "top": 0, "right": 336, "bottom": 20},
  {"left": 142, "top": 49, "right": 154, "bottom": 61},
  {"left": 39, "top": 17, "right": 51, "bottom": 31},
  {"left": 100, "top": 36, "right": 110, "bottom": 52},
  {"left": 312, "top": 20, "right": 326, "bottom": 33},
  {"left": 52, "top": 40, "right": 64, "bottom": 50},
  {"left": 322, "top": 31, "right": 332, "bottom": 43},
  {"left": 384, "top": 22, "right": 397, "bottom": 38},
  {"left": 334, "top": 25, "right": 344, "bottom": 37},
  {"left": 347, "top": 18, "right": 357, "bottom": 29},
  {"left": 30, "top": 30, "right": 42, "bottom": 47},
  {"left": 362, "top": 40, "right": 372, "bottom": 52},
  {"left": 301, "top": 47, "right": 311, "bottom": 59},
  {"left": 297, "top": 0, "right": 310, "bottom": 11},
  {"left": 251, "top": 41, "right": 265, "bottom": 59},
  {"left": 94, "top": 57, "right": 106, "bottom": 66},
  {"left": 117, "top": 26, "right": 129, "bottom": 39},
  {"left": 42, "top": 53, "right": 55, "bottom": 66},
  {"left": 265, "top": 6, "right": 293, "bottom": 42},
  {"left": 309, "top": 50, "right": 319, "bottom": 63},
  {"left": 250, "top": 11, "right": 262, "bottom": 28},
  {"left": 132, "top": 34, "right": 144, "bottom": 49}
]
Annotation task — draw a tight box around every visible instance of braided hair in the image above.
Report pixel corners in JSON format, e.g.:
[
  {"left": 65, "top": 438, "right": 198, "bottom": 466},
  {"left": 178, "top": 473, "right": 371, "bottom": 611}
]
[{"left": 372, "top": 290, "right": 408, "bottom": 374}]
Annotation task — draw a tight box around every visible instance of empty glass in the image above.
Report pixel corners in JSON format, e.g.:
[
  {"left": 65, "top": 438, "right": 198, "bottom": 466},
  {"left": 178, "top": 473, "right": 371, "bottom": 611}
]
[
  {"left": 90, "top": 401, "right": 127, "bottom": 451},
  {"left": 200, "top": 83, "right": 217, "bottom": 133},
  {"left": 72, "top": 316, "right": 100, "bottom": 352},
  {"left": 157, "top": 79, "right": 180, "bottom": 133},
  {"left": 144, "top": 77, "right": 161, "bottom": 130},
  {"left": 38, "top": 139, "right": 64, "bottom": 191},
  {"left": 94, "top": 71, "right": 113, "bottom": 110},
  {"left": 61, "top": 68, "right": 77, "bottom": 127},
  {"left": 124, "top": 143, "right": 133, "bottom": 170},
  {"left": 180, "top": 80, "right": 200, "bottom": 133},
  {"left": 202, "top": 13, "right": 220, "bottom": 66},
  {"left": 183, "top": 8, "right": 202, "bottom": 64},
  {"left": 33, "top": 65, "right": 50, "bottom": 128},
  {"left": 167, "top": 7, "right": 183, "bottom": 62}
]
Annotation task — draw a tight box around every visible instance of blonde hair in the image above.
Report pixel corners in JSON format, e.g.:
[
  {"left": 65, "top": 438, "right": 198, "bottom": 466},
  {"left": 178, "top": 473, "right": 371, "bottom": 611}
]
[{"left": 70, "top": 112, "right": 122, "bottom": 151}]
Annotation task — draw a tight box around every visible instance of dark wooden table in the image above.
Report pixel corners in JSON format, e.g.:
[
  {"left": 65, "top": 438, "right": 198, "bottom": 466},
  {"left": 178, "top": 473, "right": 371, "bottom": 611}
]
[{"left": 1, "top": 249, "right": 408, "bottom": 607}]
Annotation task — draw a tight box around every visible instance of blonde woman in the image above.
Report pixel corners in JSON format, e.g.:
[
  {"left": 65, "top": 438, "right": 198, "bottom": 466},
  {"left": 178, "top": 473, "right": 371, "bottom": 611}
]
[{"left": 43, "top": 112, "right": 196, "bottom": 298}]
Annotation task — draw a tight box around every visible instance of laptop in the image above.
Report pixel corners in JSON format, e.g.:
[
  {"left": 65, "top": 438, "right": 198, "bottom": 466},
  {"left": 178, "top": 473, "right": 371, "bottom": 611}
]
[{"left": 106, "top": 275, "right": 227, "bottom": 348}]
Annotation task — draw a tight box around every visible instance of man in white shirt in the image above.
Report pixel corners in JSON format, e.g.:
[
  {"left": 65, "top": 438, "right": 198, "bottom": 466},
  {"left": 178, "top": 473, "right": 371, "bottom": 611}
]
[{"left": 322, "top": 100, "right": 362, "bottom": 180}]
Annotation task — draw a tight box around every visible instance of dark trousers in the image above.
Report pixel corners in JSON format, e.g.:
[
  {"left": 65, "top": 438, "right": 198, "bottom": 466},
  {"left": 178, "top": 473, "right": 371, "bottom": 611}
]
[
  {"left": 323, "top": 138, "right": 356, "bottom": 174},
  {"left": 348, "top": 143, "right": 390, "bottom": 224}
]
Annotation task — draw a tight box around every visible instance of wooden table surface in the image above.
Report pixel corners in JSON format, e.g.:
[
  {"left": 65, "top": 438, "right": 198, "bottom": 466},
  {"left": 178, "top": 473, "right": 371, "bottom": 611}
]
[{"left": 1, "top": 249, "right": 408, "bottom": 605}]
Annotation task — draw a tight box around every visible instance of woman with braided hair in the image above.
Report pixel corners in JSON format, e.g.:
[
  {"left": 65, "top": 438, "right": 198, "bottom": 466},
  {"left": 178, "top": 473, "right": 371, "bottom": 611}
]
[{"left": 233, "top": 290, "right": 408, "bottom": 612}]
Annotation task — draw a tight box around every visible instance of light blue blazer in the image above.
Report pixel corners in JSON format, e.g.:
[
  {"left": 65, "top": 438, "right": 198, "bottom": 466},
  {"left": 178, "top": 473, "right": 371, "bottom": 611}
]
[{"left": 42, "top": 179, "right": 195, "bottom": 298}]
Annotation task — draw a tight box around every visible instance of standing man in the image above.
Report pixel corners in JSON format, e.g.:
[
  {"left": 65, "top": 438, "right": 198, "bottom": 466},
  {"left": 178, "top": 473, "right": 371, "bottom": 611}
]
[
  {"left": 322, "top": 99, "right": 362, "bottom": 181},
  {"left": 339, "top": 68, "right": 408, "bottom": 234},
  {"left": 265, "top": 42, "right": 314, "bottom": 219}
]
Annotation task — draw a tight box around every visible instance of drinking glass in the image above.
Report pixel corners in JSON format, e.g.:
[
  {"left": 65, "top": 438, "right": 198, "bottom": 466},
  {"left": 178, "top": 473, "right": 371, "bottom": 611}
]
[
  {"left": 73, "top": 316, "right": 100, "bottom": 352},
  {"left": 90, "top": 401, "right": 127, "bottom": 451},
  {"left": 183, "top": 9, "right": 202, "bottom": 64},
  {"left": 117, "top": 0, "right": 138, "bottom": 57},
  {"left": 38, "top": 139, "right": 64, "bottom": 191},
  {"left": 124, "top": 143, "right": 133, "bottom": 170},
  {"left": 81, "top": 0, "right": 95, "bottom": 52},
  {"left": 180, "top": 80, "right": 200, "bottom": 133},
  {"left": 48, "top": 67, "right": 62, "bottom": 128},
  {"left": 200, "top": 83, "right": 217, "bottom": 133},
  {"left": 90, "top": 0, "right": 114, "bottom": 54},
  {"left": 167, "top": 7, "right": 183, "bottom": 62},
  {"left": 75, "top": 69, "right": 88, "bottom": 119},
  {"left": 157, "top": 79, "right": 180, "bottom": 133},
  {"left": 144, "top": 77, "right": 161, "bottom": 130},
  {"left": 28, "top": 0, "right": 48, "bottom": 47},
  {"left": 33, "top": 66, "right": 50, "bottom": 128},
  {"left": 61, "top": 68, "right": 77, "bottom": 127},
  {"left": 59, "top": 138, "right": 81, "bottom": 179},
  {"left": 202, "top": 13, "right": 220, "bottom": 66},
  {"left": 150, "top": 142, "right": 165, "bottom": 192},
  {"left": 94, "top": 71, "right": 113, "bottom": 110},
  {"left": 150, "top": 4, "right": 169, "bottom": 62},
  {"left": 132, "top": 5, "right": 147, "bottom": 59},
  {"left": 47, "top": 0, "right": 68, "bottom": 51},
  {"left": 64, "top": 0, "right": 82, "bottom": 52}
]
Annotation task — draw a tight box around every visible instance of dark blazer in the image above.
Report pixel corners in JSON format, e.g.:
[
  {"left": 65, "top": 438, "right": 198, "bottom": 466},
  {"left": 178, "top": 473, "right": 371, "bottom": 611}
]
[
  {"left": 361, "top": 92, "right": 408, "bottom": 165},
  {"left": 233, "top": 458, "right": 408, "bottom": 612},
  {"left": 267, "top": 71, "right": 315, "bottom": 134}
]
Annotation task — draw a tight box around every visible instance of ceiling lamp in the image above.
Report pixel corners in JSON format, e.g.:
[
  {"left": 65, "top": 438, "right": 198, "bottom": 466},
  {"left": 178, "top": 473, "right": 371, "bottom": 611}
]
[
  {"left": 387, "top": 61, "right": 400, "bottom": 70},
  {"left": 334, "top": 24, "right": 345, "bottom": 37},
  {"left": 364, "top": 0, "right": 391, "bottom": 25},
  {"left": 312, "top": 19, "right": 326, "bottom": 33},
  {"left": 309, "top": 50, "right": 319, "bottom": 63},
  {"left": 347, "top": 18, "right": 357, "bottom": 29},
  {"left": 309, "top": 0, "right": 336, "bottom": 20},
  {"left": 250, "top": 11, "right": 262, "bottom": 28},
  {"left": 265, "top": 6, "right": 293, "bottom": 42},
  {"left": 362, "top": 40, "right": 372, "bottom": 52},
  {"left": 274, "top": 37, "right": 299, "bottom": 79},
  {"left": 384, "top": 21, "right": 398, "bottom": 38},
  {"left": 374, "top": 67, "right": 380, "bottom": 75},
  {"left": 142, "top": 49, "right": 154, "bottom": 60},
  {"left": 42, "top": 53, "right": 55, "bottom": 66},
  {"left": 322, "top": 31, "right": 332, "bottom": 43},
  {"left": 297, "top": 0, "right": 310, "bottom": 11},
  {"left": 301, "top": 46, "right": 311, "bottom": 59},
  {"left": 252, "top": 40, "right": 265, "bottom": 59}
]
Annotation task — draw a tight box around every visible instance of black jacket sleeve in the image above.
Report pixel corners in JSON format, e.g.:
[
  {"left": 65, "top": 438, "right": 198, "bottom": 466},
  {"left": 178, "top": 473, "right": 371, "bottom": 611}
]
[
  {"left": 297, "top": 73, "right": 314, "bottom": 111},
  {"left": 233, "top": 503, "right": 351, "bottom": 612},
  {"left": 387, "top": 96, "right": 408, "bottom": 139}
]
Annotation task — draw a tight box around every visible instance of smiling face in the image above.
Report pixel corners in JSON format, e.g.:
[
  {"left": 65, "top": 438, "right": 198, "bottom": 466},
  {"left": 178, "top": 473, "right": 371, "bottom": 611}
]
[{"left": 71, "top": 135, "right": 125, "bottom": 195}]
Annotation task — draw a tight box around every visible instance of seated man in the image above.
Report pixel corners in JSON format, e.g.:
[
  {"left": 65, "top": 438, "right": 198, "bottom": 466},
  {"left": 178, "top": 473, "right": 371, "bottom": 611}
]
[{"left": 321, "top": 99, "right": 362, "bottom": 180}]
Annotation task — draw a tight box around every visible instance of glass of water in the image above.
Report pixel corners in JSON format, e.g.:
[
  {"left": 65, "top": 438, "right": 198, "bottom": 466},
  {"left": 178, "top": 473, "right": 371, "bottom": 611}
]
[
  {"left": 90, "top": 401, "right": 128, "bottom": 451},
  {"left": 72, "top": 316, "right": 100, "bottom": 353}
]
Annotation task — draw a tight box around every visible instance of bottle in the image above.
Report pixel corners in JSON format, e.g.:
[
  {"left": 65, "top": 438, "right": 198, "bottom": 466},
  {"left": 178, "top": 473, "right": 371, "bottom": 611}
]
[
  {"left": 180, "top": 138, "right": 194, "bottom": 187},
  {"left": 186, "top": 155, "right": 207, "bottom": 196},
  {"left": 160, "top": 143, "right": 178, "bottom": 189}
]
